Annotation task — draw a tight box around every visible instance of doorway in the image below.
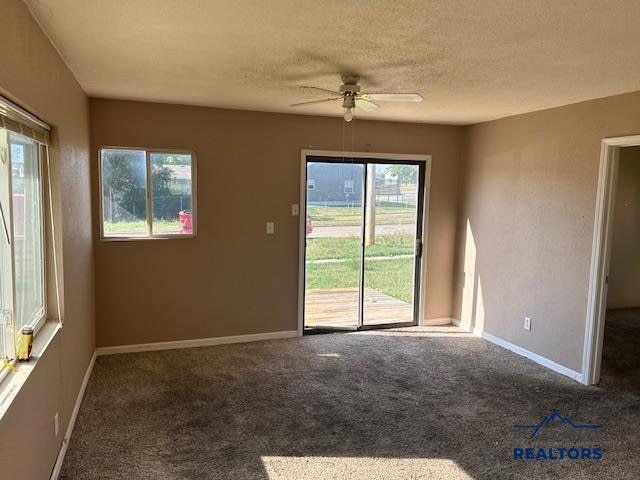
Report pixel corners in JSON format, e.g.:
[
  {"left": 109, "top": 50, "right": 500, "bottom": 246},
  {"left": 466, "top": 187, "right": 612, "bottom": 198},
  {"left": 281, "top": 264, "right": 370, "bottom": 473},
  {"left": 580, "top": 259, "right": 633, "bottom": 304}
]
[
  {"left": 298, "top": 151, "right": 430, "bottom": 333},
  {"left": 584, "top": 136, "right": 640, "bottom": 385}
]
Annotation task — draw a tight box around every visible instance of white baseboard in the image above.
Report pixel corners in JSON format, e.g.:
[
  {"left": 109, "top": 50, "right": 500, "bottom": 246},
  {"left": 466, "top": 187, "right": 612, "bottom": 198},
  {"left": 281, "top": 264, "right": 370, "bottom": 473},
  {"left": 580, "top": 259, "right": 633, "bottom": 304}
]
[
  {"left": 421, "top": 317, "right": 455, "bottom": 326},
  {"left": 481, "top": 331, "right": 583, "bottom": 382},
  {"left": 451, "top": 318, "right": 582, "bottom": 382},
  {"left": 95, "top": 330, "right": 300, "bottom": 356},
  {"left": 50, "top": 350, "right": 96, "bottom": 480},
  {"left": 451, "top": 318, "right": 483, "bottom": 336},
  {"left": 451, "top": 318, "right": 465, "bottom": 329}
]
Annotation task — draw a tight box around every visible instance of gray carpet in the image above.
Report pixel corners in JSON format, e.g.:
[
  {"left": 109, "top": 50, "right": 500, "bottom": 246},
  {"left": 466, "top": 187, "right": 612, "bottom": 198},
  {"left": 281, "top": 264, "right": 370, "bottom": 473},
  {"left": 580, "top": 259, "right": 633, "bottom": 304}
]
[
  {"left": 600, "top": 308, "right": 640, "bottom": 390},
  {"left": 61, "top": 326, "right": 640, "bottom": 479}
]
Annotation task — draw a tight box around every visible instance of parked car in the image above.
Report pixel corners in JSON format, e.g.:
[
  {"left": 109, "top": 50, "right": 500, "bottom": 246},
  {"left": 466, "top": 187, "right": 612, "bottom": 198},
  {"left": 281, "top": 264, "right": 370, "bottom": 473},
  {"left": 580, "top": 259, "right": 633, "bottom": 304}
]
[{"left": 179, "top": 210, "right": 193, "bottom": 234}]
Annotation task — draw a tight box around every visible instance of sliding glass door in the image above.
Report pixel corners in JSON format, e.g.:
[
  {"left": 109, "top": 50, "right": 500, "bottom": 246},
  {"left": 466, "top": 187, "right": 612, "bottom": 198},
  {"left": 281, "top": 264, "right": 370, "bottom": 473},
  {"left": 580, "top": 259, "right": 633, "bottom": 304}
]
[
  {"left": 303, "top": 156, "right": 425, "bottom": 331},
  {"left": 304, "top": 161, "right": 365, "bottom": 329},
  {"left": 362, "top": 163, "right": 422, "bottom": 326}
]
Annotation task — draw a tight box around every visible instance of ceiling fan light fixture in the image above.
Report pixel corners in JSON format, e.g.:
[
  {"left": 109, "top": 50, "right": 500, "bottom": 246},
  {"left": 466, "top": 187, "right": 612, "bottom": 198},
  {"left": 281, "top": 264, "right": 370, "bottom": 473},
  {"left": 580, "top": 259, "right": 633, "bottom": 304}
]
[{"left": 291, "top": 74, "right": 423, "bottom": 119}]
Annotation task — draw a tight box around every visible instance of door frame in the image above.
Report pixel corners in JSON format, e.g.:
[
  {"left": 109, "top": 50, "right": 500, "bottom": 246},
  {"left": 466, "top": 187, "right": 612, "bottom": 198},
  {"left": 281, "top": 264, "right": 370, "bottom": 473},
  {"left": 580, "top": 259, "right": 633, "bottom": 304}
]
[
  {"left": 297, "top": 150, "right": 432, "bottom": 335},
  {"left": 582, "top": 135, "right": 640, "bottom": 385}
]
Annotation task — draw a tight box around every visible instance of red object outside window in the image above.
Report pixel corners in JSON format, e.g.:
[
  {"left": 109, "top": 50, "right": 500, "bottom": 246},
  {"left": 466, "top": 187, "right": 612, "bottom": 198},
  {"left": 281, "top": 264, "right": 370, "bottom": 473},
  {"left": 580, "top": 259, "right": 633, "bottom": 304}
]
[{"left": 179, "top": 210, "right": 192, "bottom": 234}]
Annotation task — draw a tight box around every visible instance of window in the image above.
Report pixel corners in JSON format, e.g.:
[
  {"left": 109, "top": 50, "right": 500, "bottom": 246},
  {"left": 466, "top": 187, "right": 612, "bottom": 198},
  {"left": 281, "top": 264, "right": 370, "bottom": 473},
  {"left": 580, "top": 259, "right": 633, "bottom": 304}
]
[
  {"left": 99, "top": 148, "right": 195, "bottom": 239},
  {"left": 344, "top": 179, "right": 355, "bottom": 194},
  {"left": 9, "top": 134, "right": 45, "bottom": 333},
  {"left": 0, "top": 98, "right": 49, "bottom": 372},
  {"left": 307, "top": 179, "right": 316, "bottom": 190}
]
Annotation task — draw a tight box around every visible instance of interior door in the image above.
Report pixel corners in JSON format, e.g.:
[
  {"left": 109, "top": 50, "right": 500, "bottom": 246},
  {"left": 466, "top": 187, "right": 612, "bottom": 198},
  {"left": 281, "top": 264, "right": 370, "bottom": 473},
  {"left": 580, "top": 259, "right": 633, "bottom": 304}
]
[{"left": 304, "top": 160, "right": 365, "bottom": 329}]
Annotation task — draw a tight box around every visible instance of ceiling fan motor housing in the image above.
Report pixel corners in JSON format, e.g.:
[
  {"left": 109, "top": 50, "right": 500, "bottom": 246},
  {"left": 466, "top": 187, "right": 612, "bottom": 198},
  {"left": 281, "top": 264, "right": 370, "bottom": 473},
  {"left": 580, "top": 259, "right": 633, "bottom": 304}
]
[
  {"left": 340, "top": 75, "right": 360, "bottom": 110},
  {"left": 339, "top": 83, "right": 360, "bottom": 95},
  {"left": 342, "top": 95, "right": 356, "bottom": 109},
  {"left": 340, "top": 73, "right": 361, "bottom": 99}
]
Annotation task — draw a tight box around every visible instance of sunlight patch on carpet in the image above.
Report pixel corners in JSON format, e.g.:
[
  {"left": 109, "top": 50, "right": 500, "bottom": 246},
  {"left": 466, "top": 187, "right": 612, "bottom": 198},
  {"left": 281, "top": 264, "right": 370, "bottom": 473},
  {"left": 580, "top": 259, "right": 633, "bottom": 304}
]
[
  {"left": 354, "top": 325, "right": 475, "bottom": 338},
  {"left": 261, "top": 456, "right": 475, "bottom": 480}
]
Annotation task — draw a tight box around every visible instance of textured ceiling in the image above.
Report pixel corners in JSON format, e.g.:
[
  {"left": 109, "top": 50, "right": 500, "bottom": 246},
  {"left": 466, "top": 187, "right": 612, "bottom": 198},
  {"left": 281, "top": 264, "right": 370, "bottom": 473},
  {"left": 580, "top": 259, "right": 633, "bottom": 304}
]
[{"left": 24, "top": 0, "right": 640, "bottom": 124}]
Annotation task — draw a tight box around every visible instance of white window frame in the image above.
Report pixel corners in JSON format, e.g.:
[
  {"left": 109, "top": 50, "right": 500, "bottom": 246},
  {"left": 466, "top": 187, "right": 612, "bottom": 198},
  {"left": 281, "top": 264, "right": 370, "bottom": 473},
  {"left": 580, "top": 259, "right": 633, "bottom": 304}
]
[
  {"left": 0, "top": 132, "right": 48, "bottom": 381},
  {"left": 10, "top": 140, "right": 48, "bottom": 336},
  {"left": 98, "top": 147, "right": 197, "bottom": 241}
]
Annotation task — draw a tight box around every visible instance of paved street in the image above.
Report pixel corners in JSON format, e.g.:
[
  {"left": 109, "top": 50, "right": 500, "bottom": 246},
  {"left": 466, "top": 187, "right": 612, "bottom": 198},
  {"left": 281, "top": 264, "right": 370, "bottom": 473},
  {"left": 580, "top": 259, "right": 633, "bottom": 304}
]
[{"left": 308, "top": 223, "right": 415, "bottom": 238}]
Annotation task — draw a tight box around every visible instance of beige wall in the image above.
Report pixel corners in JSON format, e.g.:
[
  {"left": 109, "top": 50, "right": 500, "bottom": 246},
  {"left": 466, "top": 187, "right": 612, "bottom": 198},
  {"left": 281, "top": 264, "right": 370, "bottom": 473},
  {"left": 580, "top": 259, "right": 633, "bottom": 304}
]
[
  {"left": 454, "top": 91, "right": 640, "bottom": 373},
  {"left": 607, "top": 146, "right": 640, "bottom": 309},
  {"left": 0, "top": 0, "right": 94, "bottom": 478},
  {"left": 90, "top": 99, "right": 464, "bottom": 347}
]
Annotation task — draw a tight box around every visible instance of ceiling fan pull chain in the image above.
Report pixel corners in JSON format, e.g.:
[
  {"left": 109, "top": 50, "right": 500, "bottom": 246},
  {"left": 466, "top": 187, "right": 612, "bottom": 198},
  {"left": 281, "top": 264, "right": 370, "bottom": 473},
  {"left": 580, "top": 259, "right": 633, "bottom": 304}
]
[
  {"left": 352, "top": 116, "right": 355, "bottom": 159},
  {"left": 341, "top": 117, "right": 346, "bottom": 178}
]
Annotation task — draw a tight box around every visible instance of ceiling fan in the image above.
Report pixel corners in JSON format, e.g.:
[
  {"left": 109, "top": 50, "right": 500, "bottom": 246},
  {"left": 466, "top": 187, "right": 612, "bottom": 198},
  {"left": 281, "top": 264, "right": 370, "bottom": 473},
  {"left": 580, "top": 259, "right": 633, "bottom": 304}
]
[{"left": 290, "top": 73, "right": 423, "bottom": 122}]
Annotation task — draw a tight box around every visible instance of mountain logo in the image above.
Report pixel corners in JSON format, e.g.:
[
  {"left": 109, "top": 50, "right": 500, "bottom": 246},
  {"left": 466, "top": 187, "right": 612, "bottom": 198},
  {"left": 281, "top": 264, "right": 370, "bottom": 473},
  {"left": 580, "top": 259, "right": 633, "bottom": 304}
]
[{"left": 513, "top": 410, "right": 602, "bottom": 439}]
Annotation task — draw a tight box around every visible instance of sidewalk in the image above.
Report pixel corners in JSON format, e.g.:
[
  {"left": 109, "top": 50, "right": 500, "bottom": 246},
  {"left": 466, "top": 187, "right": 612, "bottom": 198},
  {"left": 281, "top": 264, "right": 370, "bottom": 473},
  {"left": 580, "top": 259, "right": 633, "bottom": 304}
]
[{"left": 308, "top": 223, "right": 415, "bottom": 238}]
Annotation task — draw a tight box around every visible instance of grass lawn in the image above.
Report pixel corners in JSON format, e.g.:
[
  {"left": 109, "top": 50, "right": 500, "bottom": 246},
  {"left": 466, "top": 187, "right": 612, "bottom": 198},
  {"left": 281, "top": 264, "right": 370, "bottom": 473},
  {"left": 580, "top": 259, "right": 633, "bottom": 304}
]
[
  {"left": 306, "top": 233, "right": 417, "bottom": 302},
  {"left": 306, "top": 257, "right": 414, "bottom": 303},
  {"left": 306, "top": 233, "right": 414, "bottom": 260},
  {"left": 307, "top": 203, "right": 416, "bottom": 227},
  {"left": 103, "top": 219, "right": 181, "bottom": 235}
]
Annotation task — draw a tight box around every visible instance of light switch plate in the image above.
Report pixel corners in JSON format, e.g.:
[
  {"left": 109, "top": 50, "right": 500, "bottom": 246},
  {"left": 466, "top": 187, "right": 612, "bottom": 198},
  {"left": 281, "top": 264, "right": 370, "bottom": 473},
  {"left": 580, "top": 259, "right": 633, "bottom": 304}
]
[
  {"left": 524, "top": 316, "right": 531, "bottom": 331},
  {"left": 291, "top": 204, "right": 299, "bottom": 216},
  {"left": 266, "top": 222, "right": 275, "bottom": 234}
]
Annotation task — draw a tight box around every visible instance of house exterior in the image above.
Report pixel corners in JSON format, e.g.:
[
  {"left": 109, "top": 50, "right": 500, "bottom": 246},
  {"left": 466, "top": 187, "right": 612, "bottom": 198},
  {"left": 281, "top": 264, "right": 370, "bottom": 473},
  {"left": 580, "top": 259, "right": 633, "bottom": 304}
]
[
  {"left": 306, "top": 162, "right": 364, "bottom": 205},
  {"left": 307, "top": 162, "right": 405, "bottom": 205},
  {"left": 165, "top": 164, "right": 192, "bottom": 195}
]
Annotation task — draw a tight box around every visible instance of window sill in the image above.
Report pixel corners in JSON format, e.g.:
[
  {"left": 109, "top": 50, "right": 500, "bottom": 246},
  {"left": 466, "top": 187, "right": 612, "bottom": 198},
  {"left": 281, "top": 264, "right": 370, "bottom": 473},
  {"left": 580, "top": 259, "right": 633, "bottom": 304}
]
[
  {"left": 0, "top": 320, "right": 60, "bottom": 420},
  {"left": 100, "top": 234, "right": 196, "bottom": 242}
]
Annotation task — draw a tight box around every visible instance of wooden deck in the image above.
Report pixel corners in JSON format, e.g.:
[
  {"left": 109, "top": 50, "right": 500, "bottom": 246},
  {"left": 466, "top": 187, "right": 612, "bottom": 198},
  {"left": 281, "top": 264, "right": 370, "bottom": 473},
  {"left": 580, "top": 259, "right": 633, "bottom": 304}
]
[{"left": 304, "top": 288, "right": 413, "bottom": 328}]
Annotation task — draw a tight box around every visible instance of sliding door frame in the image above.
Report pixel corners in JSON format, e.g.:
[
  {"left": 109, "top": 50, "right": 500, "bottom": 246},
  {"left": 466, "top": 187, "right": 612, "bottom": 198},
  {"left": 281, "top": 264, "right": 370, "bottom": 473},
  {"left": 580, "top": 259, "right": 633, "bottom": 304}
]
[{"left": 297, "top": 150, "right": 432, "bottom": 335}]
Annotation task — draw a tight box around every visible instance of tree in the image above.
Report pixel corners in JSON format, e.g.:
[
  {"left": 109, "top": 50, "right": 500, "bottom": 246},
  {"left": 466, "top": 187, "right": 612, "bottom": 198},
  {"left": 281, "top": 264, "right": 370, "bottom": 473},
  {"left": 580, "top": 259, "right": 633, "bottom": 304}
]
[
  {"left": 151, "top": 163, "right": 175, "bottom": 219},
  {"left": 102, "top": 151, "right": 176, "bottom": 222},
  {"left": 102, "top": 151, "right": 147, "bottom": 221}
]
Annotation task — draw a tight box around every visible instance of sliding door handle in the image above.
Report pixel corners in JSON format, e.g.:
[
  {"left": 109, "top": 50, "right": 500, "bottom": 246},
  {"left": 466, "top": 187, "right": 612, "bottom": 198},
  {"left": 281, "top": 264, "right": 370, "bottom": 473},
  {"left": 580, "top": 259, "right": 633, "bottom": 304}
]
[{"left": 415, "top": 238, "right": 423, "bottom": 258}]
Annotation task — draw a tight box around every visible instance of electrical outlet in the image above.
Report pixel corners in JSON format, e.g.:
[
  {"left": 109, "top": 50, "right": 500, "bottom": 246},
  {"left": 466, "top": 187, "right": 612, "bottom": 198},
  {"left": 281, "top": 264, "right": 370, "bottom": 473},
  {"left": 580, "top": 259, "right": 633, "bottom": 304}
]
[
  {"left": 524, "top": 316, "right": 532, "bottom": 331},
  {"left": 54, "top": 412, "right": 59, "bottom": 437}
]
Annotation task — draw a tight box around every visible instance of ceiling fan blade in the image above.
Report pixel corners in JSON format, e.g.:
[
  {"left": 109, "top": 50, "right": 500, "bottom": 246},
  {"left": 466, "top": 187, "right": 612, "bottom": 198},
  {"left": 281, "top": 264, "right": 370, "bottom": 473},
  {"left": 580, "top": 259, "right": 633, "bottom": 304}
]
[
  {"left": 290, "top": 97, "right": 342, "bottom": 107},
  {"left": 355, "top": 98, "right": 381, "bottom": 112},
  {"left": 365, "top": 93, "right": 423, "bottom": 102},
  {"left": 299, "top": 86, "right": 341, "bottom": 95}
]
